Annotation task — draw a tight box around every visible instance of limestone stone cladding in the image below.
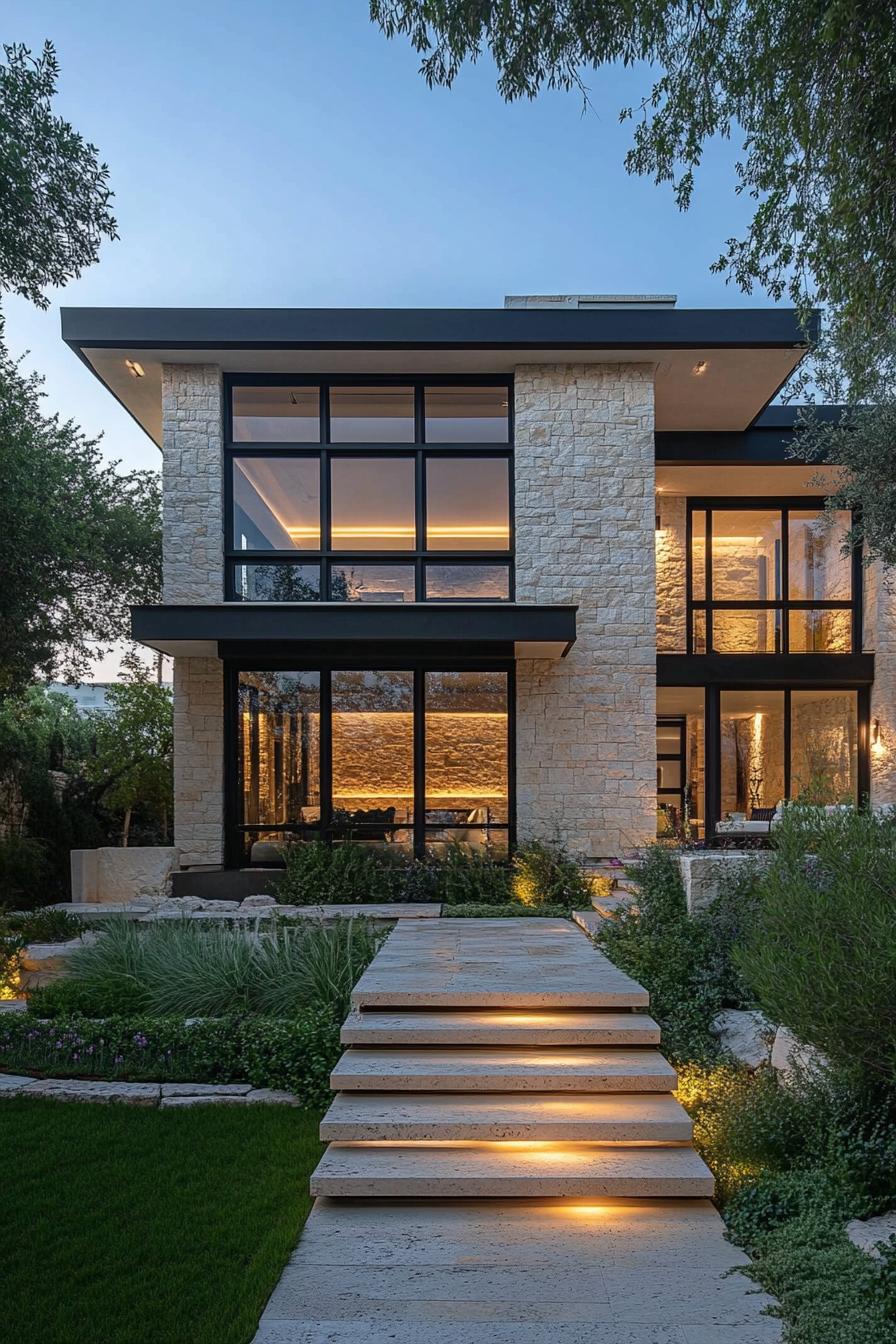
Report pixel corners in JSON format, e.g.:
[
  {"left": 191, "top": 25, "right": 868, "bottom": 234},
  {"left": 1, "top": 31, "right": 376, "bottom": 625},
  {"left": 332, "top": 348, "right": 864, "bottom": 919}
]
[
  {"left": 161, "top": 363, "right": 226, "bottom": 867},
  {"left": 656, "top": 494, "right": 687, "bottom": 652},
  {"left": 514, "top": 363, "right": 657, "bottom": 859},
  {"left": 173, "top": 657, "right": 224, "bottom": 867},
  {"left": 867, "top": 562, "right": 896, "bottom": 805}
]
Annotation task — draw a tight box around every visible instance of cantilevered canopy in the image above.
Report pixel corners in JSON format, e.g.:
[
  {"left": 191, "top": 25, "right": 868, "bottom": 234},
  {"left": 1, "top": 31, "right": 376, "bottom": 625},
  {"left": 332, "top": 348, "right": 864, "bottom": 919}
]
[
  {"left": 131, "top": 602, "right": 577, "bottom": 659},
  {"left": 62, "top": 306, "right": 814, "bottom": 442}
]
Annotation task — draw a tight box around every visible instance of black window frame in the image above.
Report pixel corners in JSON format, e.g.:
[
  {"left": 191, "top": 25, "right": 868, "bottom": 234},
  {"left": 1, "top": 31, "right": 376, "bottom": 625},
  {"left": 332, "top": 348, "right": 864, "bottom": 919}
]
[
  {"left": 224, "top": 656, "right": 516, "bottom": 866},
  {"left": 686, "top": 497, "right": 862, "bottom": 655},
  {"left": 224, "top": 375, "right": 515, "bottom": 603}
]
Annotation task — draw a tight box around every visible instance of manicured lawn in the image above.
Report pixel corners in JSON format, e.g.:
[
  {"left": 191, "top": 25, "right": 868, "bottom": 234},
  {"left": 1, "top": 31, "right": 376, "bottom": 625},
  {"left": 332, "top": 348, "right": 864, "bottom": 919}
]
[{"left": 2, "top": 1098, "right": 323, "bottom": 1344}]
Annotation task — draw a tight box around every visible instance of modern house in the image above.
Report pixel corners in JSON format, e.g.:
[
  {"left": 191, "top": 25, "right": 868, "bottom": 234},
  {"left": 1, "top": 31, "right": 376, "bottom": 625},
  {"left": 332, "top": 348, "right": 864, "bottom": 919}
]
[{"left": 61, "top": 295, "right": 893, "bottom": 892}]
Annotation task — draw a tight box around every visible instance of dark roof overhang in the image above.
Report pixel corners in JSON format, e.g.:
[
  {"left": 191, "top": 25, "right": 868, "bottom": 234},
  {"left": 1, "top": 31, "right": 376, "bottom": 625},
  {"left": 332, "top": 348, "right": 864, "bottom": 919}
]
[{"left": 132, "top": 602, "right": 577, "bottom": 660}]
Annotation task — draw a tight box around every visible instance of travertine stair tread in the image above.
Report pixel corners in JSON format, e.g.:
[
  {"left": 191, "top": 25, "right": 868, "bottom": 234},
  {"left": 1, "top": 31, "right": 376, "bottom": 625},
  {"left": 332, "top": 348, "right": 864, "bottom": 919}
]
[
  {"left": 310, "top": 1142, "right": 714, "bottom": 1198},
  {"left": 331, "top": 1046, "right": 677, "bottom": 1092},
  {"left": 320, "top": 1090, "right": 693, "bottom": 1142},
  {"left": 341, "top": 1008, "right": 660, "bottom": 1047}
]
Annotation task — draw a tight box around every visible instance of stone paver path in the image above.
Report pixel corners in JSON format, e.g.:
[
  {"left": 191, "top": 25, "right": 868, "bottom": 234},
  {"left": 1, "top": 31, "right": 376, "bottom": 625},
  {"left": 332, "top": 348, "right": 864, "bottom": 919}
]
[{"left": 253, "top": 918, "right": 780, "bottom": 1342}]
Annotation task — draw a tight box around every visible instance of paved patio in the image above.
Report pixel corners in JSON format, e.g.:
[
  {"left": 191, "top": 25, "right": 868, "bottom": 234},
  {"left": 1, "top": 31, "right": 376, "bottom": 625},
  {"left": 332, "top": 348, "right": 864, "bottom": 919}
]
[{"left": 252, "top": 918, "right": 781, "bottom": 1342}]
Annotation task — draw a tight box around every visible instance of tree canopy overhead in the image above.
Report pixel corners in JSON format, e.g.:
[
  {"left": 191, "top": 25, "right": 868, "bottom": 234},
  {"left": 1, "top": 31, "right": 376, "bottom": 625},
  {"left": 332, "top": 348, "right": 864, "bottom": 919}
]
[
  {"left": 0, "top": 41, "right": 117, "bottom": 309},
  {"left": 371, "top": 0, "right": 896, "bottom": 386}
]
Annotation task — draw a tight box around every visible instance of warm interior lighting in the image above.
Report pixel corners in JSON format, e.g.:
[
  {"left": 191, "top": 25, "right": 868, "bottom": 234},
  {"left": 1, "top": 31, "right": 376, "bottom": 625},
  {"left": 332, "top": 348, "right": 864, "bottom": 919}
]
[
  {"left": 692, "top": 360, "right": 708, "bottom": 376},
  {"left": 125, "top": 359, "right": 145, "bottom": 378},
  {"left": 283, "top": 525, "right": 510, "bottom": 541}
]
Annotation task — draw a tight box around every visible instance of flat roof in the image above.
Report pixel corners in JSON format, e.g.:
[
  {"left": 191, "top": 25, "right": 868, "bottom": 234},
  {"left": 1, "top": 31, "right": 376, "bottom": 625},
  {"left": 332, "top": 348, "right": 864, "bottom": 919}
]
[
  {"left": 61, "top": 305, "right": 816, "bottom": 443},
  {"left": 131, "top": 601, "right": 578, "bottom": 660}
]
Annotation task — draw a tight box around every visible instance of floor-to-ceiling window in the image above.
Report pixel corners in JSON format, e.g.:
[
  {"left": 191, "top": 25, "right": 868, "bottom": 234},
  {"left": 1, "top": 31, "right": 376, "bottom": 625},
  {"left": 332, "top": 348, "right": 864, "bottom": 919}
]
[
  {"left": 226, "top": 379, "right": 513, "bottom": 603},
  {"left": 231, "top": 664, "right": 512, "bottom": 864},
  {"left": 688, "top": 500, "right": 857, "bottom": 654}
]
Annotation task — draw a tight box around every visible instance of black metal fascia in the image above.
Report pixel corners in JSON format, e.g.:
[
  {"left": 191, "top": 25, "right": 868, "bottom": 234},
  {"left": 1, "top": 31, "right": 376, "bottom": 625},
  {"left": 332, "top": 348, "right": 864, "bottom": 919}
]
[
  {"left": 131, "top": 601, "right": 577, "bottom": 650},
  {"left": 657, "top": 652, "right": 875, "bottom": 686},
  {"left": 61, "top": 306, "right": 815, "bottom": 354}
]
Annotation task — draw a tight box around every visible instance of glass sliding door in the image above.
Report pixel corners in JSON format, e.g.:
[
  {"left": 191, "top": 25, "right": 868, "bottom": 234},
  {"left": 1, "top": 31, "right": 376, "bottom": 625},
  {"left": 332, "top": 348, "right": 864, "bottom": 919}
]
[
  {"left": 232, "top": 664, "right": 513, "bottom": 862},
  {"left": 237, "top": 672, "right": 321, "bottom": 863},
  {"left": 720, "top": 690, "right": 786, "bottom": 817},
  {"left": 424, "top": 671, "right": 509, "bottom": 854},
  {"left": 331, "top": 670, "right": 415, "bottom": 847}
]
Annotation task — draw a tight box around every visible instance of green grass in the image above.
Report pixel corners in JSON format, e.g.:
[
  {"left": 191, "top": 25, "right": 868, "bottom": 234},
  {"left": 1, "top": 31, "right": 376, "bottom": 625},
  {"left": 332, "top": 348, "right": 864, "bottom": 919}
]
[{"left": 2, "top": 1097, "right": 323, "bottom": 1344}]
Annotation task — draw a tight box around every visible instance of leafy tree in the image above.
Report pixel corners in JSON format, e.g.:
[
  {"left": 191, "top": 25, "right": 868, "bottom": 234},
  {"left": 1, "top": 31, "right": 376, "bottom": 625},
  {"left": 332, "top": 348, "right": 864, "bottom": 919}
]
[
  {"left": 0, "top": 40, "right": 160, "bottom": 692},
  {"left": 0, "top": 342, "right": 162, "bottom": 693},
  {"left": 371, "top": 2, "right": 896, "bottom": 558},
  {"left": 85, "top": 680, "right": 173, "bottom": 847},
  {"left": 0, "top": 41, "right": 117, "bottom": 307}
]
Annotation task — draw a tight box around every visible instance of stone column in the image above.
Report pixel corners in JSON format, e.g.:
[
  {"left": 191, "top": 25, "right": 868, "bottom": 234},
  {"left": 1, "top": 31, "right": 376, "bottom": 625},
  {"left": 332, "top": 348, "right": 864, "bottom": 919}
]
[
  {"left": 868, "top": 562, "right": 896, "bottom": 805},
  {"left": 162, "top": 365, "right": 226, "bottom": 866},
  {"left": 656, "top": 494, "right": 687, "bottom": 653},
  {"left": 514, "top": 363, "right": 657, "bottom": 860}
]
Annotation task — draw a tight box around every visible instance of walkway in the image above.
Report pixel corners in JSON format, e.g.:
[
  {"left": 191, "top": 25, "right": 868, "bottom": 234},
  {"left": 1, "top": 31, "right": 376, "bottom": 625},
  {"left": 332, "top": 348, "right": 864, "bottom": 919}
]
[{"left": 253, "top": 918, "right": 780, "bottom": 1342}]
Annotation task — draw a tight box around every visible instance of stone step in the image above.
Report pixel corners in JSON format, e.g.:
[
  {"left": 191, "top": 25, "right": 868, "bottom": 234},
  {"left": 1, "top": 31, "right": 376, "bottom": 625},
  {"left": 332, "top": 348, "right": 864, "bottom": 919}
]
[
  {"left": 310, "top": 1142, "right": 714, "bottom": 1199},
  {"left": 331, "top": 1047, "right": 677, "bottom": 1093},
  {"left": 320, "top": 1090, "right": 693, "bottom": 1142},
  {"left": 341, "top": 1008, "right": 661, "bottom": 1048},
  {"left": 590, "top": 892, "right": 636, "bottom": 916}
]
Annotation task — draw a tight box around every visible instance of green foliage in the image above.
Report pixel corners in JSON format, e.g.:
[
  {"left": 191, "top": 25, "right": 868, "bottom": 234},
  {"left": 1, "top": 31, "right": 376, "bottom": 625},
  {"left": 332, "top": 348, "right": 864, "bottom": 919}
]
[
  {"left": 0, "top": 1010, "right": 341, "bottom": 1110},
  {"left": 446, "top": 901, "right": 571, "bottom": 919},
  {"left": 735, "top": 806, "right": 896, "bottom": 1081},
  {"left": 274, "top": 837, "right": 584, "bottom": 908},
  {"left": 85, "top": 680, "right": 173, "bottom": 845},
  {"left": 0, "top": 834, "right": 56, "bottom": 907},
  {"left": 597, "top": 845, "right": 722, "bottom": 1063},
  {"left": 694, "top": 859, "right": 764, "bottom": 1009},
  {"left": 511, "top": 838, "right": 591, "bottom": 910},
  {"left": 0, "top": 343, "right": 162, "bottom": 692},
  {"left": 0, "top": 42, "right": 117, "bottom": 309},
  {"left": 0, "top": 904, "right": 83, "bottom": 943},
  {"left": 371, "top": 4, "right": 896, "bottom": 367},
  {"left": 31, "top": 917, "right": 384, "bottom": 1021}
]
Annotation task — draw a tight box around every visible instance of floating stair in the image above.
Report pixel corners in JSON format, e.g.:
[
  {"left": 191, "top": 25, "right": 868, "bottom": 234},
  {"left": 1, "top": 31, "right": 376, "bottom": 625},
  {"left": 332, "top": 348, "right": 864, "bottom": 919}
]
[
  {"left": 311, "top": 918, "right": 713, "bottom": 1202},
  {"left": 311, "top": 1141, "right": 713, "bottom": 1199},
  {"left": 340, "top": 1006, "right": 661, "bottom": 1047},
  {"left": 332, "top": 1046, "right": 677, "bottom": 1093},
  {"left": 320, "top": 1089, "right": 693, "bottom": 1142}
]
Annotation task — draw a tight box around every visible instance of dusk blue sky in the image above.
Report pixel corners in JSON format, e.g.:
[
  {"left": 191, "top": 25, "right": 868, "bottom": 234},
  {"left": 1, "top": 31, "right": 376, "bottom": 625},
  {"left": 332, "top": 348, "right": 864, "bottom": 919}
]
[{"left": 5, "top": 0, "right": 763, "bottom": 481}]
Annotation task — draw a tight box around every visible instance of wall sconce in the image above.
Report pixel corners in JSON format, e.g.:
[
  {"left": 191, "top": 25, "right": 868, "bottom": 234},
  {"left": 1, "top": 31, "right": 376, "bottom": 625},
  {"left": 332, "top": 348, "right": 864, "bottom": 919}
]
[
  {"left": 872, "top": 718, "right": 885, "bottom": 757},
  {"left": 125, "top": 359, "right": 145, "bottom": 378}
]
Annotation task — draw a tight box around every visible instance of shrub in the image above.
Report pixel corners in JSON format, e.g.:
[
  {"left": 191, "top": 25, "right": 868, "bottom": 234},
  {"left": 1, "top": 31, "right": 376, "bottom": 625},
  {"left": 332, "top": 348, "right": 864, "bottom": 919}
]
[
  {"left": 693, "top": 859, "right": 763, "bottom": 1008},
  {"left": 446, "top": 902, "right": 571, "bottom": 919},
  {"left": 439, "top": 846, "right": 511, "bottom": 905},
  {"left": 1, "top": 906, "right": 84, "bottom": 943},
  {"left": 597, "top": 845, "right": 722, "bottom": 1063},
  {"left": 30, "top": 917, "right": 385, "bottom": 1020},
  {"left": 735, "top": 806, "right": 896, "bottom": 1080},
  {"left": 511, "top": 838, "right": 591, "bottom": 910},
  {"left": 0, "top": 929, "right": 25, "bottom": 999},
  {"left": 0, "top": 835, "right": 55, "bottom": 909},
  {"left": 0, "top": 1010, "right": 341, "bottom": 1110},
  {"left": 274, "top": 841, "right": 405, "bottom": 905}
]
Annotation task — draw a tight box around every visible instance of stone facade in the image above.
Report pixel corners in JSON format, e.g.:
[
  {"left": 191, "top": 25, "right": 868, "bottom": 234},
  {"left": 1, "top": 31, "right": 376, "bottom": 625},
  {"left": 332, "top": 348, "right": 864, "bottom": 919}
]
[
  {"left": 514, "top": 364, "right": 657, "bottom": 859},
  {"left": 867, "top": 562, "right": 896, "bottom": 805},
  {"left": 161, "top": 364, "right": 224, "bottom": 603},
  {"left": 173, "top": 657, "right": 224, "bottom": 867},
  {"left": 162, "top": 365, "right": 226, "bottom": 865},
  {"left": 655, "top": 494, "right": 687, "bottom": 652}
]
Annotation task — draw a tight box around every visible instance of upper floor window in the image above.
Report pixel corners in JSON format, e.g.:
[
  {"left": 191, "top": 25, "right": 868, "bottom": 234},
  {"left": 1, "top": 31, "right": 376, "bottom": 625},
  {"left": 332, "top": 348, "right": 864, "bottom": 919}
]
[
  {"left": 226, "top": 379, "right": 513, "bottom": 602},
  {"left": 688, "top": 500, "right": 857, "bottom": 653}
]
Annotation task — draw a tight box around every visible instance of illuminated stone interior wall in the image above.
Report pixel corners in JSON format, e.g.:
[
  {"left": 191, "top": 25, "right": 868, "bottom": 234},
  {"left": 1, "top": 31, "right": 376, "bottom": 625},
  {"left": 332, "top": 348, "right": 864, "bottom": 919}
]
[
  {"left": 721, "top": 708, "right": 786, "bottom": 815},
  {"left": 655, "top": 496, "right": 686, "bottom": 652},
  {"left": 790, "top": 693, "right": 858, "bottom": 802}
]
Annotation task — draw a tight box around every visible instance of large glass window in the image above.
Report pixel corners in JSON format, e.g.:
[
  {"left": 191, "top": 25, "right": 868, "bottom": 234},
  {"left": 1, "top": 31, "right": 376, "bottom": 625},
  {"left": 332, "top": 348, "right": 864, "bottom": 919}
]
[
  {"left": 688, "top": 501, "right": 856, "bottom": 653},
  {"left": 720, "top": 690, "right": 786, "bottom": 816},
  {"left": 331, "top": 671, "right": 414, "bottom": 843},
  {"left": 232, "top": 457, "right": 320, "bottom": 551},
  {"left": 232, "top": 387, "right": 320, "bottom": 443},
  {"left": 790, "top": 690, "right": 858, "bottom": 803},
  {"left": 330, "top": 457, "right": 416, "bottom": 550},
  {"left": 227, "top": 379, "right": 513, "bottom": 602},
  {"left": 329, "top": 386, "right": 415, "bottom": 442},
  {"left": 237, "top": 672, "right": 321, "bottom": 858},
  {"left": 233, "top": 665, "right": 511, "bottom": 861},
  {"left": 656, "top": 689, "right": 705, "bottom": 840},
  {"left": 425, "top": 457, "right": 511, "bottom": 551},
  {"left": 424, "top": 386, "right": 509, "bottom": 442}
]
